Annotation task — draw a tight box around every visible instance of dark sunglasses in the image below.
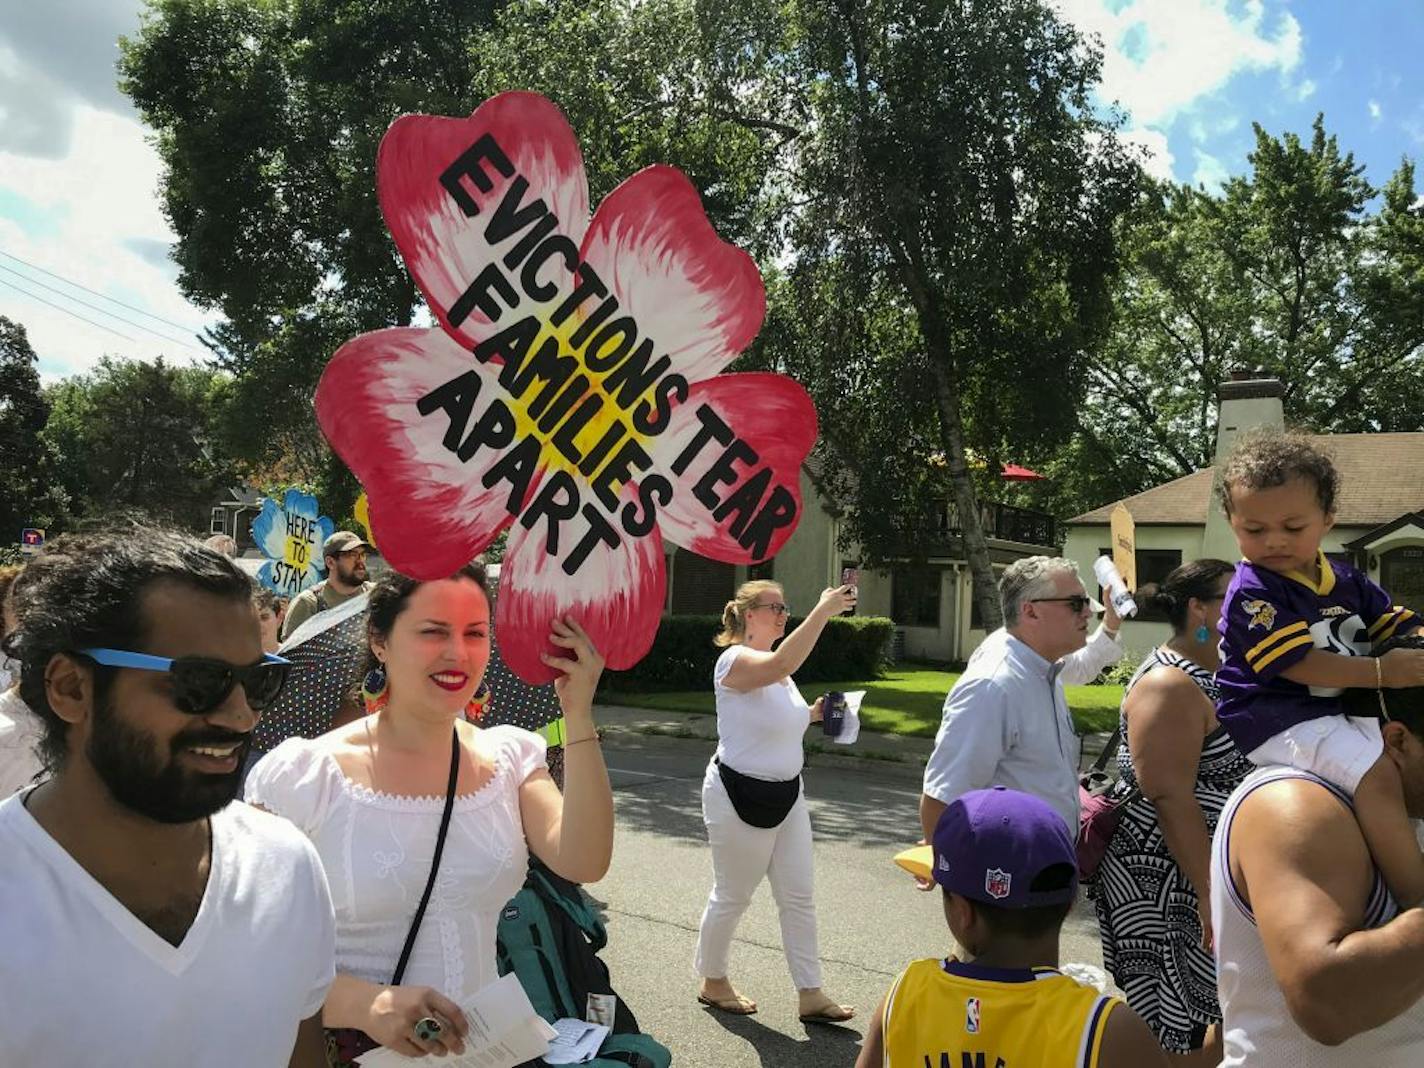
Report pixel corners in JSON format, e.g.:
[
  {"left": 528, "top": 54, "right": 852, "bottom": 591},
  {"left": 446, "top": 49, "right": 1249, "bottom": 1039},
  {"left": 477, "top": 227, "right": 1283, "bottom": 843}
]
[
  {"left": 1030, "top": 596, "right": 1092, "bottom": 613},
  {"left": 79, "top": 648, "right": 292, "bottom": 715}
]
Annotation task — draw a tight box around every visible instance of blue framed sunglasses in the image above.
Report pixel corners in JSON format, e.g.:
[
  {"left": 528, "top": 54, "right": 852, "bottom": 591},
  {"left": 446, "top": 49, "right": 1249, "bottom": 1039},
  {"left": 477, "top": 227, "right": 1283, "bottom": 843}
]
[{"left": 78, "top": 648, "right": 292, "bottom": 715}]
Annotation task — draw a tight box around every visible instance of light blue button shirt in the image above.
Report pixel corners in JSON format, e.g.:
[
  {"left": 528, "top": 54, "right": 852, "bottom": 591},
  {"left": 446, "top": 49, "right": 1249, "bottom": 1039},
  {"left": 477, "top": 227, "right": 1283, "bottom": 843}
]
[{"left": 922, "top": 626, "right": 1123, "bottom": 832}]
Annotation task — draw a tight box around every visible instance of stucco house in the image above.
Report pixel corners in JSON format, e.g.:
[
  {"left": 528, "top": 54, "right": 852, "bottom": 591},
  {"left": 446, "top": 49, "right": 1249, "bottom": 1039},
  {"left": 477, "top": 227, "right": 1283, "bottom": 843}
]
[
  {"left": 664, "top": 464, "right": 1060, "bottom": 663},
  {"left": 1063, "top": 375, "right": 1424, "bottom": 658}
]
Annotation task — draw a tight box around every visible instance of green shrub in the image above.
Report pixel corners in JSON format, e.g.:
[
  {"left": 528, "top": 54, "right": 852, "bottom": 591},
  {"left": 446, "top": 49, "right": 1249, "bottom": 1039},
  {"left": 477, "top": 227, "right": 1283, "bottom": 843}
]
[{"left": 600, "top": 614, "right": 895, "bottom": 692}]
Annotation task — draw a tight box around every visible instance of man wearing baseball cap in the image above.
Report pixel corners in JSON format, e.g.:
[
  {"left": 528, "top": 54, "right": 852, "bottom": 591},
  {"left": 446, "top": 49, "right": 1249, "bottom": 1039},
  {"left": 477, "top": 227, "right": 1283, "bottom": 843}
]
[
  {"left": 858, "top": 787, "right": 1174, "bottom": 1068},
  {"left": 279, "top": 531, "right": 373, "bottom": 641}
]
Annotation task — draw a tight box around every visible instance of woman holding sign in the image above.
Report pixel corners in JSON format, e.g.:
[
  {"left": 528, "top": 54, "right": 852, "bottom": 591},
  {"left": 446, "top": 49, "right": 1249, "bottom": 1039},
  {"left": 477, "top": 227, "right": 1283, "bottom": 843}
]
[
  {"left": 694, "top": 579, "right": 857, "bottom": 1024},
  {"left": 248, "top": 560, "right": 612, "bottom": 1062}
]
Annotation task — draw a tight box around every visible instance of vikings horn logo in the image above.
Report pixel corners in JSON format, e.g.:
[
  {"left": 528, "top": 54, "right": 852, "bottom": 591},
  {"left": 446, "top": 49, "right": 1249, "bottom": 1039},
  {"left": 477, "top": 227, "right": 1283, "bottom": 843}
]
[{"left": 1244, "top": 599, "right": 1277, "bottom": 631}]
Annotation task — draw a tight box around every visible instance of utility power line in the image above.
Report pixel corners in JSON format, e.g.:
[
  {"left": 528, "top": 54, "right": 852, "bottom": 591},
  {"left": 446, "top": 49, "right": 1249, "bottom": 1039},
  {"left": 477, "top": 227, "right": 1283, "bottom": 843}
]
[
  {"left": 0, "top": 247, "right": 202, "bottom": 335},
  {"left": 0, "top": 263, "right": 200, "bottom": 352},
  {"left": 0, "top": 275, "right": 138, "bottom": 342}
]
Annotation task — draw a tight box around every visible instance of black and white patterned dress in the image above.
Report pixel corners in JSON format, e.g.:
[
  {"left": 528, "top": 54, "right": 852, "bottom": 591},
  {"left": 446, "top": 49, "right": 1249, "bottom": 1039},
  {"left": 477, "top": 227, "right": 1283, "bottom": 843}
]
[{"left": 1093, "top": 648, "right": 1252, "bottom": 1053}]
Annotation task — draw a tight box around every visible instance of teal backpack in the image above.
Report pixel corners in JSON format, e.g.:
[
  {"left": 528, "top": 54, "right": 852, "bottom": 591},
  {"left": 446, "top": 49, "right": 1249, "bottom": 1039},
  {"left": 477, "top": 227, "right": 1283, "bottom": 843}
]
[{"left": 496, "top": 862, "right": 672, "bottom": 1068}]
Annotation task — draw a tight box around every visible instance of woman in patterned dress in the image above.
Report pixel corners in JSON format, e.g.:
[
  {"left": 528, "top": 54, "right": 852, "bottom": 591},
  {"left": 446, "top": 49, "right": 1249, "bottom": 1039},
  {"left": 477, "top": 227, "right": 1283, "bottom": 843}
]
[{"left": 1093, "top": 559, "right": 1250, "bottom": 1059}]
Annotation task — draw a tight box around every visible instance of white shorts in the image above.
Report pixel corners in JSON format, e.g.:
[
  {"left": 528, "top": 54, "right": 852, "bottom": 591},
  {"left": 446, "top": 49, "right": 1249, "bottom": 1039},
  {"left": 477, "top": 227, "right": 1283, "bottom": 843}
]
[{"left": 1247, "top": 716, "right": 1384, "bottom": 796}]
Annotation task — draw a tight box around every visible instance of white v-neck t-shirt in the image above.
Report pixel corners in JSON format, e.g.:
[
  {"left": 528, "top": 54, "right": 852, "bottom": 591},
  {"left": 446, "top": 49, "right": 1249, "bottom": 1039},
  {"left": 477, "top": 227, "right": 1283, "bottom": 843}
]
[{"left": 0, "top": 794, "right": 336, "bottom": 1067}]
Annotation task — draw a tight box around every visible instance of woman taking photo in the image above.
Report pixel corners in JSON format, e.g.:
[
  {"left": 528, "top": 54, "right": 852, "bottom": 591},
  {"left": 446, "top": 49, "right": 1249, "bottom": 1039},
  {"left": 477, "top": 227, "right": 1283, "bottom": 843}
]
[
  {"left": 1093, "top": 559, "right": 1249, "bottom": 1062},
  {"left": 248, "top": 561, "right": 612, "bottom": 1062},
  {"left": 694, "top": 579, "right": 856, "bottom": 1024}
]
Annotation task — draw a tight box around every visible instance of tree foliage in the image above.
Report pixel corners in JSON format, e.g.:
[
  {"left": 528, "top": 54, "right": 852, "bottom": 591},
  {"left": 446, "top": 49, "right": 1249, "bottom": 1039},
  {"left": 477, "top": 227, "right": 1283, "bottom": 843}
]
[
  {"left": 40, "top": 357, "right": 235, "bottom": 531},
  {"left": 764, "top": 0, "right": 1141, "bottom": 625},
  {"left": 1056, "top": 116, "right": 1424, "bottom": 518},
  {"left": 0, "top": 317, "right": 65, "bottom": 538}
]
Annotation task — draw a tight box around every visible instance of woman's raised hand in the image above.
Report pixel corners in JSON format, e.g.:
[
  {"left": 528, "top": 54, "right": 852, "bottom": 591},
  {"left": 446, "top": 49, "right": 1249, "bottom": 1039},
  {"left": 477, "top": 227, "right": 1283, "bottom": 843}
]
[
  {"left": 816, "top": 584, "right": 858, "bottom": 617},
  {"left": 542, "top": 617, "right": 606, "bottom": 715}
]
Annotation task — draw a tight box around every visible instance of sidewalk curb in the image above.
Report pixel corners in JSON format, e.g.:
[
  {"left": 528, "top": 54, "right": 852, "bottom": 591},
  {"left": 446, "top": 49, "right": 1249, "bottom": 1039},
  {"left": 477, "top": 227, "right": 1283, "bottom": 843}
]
[{"left": 595, "top": 704, "right": 1116, "bottom": 778}]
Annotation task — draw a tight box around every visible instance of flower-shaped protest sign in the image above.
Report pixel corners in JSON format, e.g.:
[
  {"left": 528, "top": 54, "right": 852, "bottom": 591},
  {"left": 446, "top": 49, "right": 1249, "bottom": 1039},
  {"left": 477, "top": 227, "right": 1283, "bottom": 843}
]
[
  {"left": 251, "top": 489, "right": 335, "bottom": 596},
  {"left": 315, "top": 92, "right": 817, "bottom": 683}
]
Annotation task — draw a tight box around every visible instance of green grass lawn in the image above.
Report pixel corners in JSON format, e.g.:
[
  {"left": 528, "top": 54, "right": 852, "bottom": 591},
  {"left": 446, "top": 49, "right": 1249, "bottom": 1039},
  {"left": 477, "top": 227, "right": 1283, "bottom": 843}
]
[{"left": 602, "top": 666, "right": 1123, "bottom": 738}]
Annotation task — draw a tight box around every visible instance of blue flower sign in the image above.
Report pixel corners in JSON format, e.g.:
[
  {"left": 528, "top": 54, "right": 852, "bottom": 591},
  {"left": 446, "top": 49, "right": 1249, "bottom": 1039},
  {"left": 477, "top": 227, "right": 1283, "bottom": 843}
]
[{"left": 251, "top": 489, "right": 335, "bottom": 596}]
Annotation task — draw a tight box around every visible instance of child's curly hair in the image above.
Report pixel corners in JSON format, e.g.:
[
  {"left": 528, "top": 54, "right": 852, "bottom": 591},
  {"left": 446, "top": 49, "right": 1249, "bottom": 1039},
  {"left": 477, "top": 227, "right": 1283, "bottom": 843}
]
[{"left": 1219, "top": 428, "right": 1340, "bottom": 516}]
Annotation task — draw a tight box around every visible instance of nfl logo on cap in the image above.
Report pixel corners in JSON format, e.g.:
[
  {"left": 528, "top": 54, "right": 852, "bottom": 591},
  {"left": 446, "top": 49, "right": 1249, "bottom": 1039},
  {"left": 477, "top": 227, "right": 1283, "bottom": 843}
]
[
  {"left": 965, "top": 997, "right": 981, "bottom": 1034},
  {"left": 984, "top": 868, "right": 1012, "bottom": 900}
]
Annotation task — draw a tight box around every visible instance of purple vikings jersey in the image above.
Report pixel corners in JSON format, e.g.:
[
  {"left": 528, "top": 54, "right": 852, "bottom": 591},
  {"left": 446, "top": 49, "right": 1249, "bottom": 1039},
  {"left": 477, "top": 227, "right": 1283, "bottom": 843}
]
[{"left": 1216, "top": 551, "right": 1418, "bottom": 754}]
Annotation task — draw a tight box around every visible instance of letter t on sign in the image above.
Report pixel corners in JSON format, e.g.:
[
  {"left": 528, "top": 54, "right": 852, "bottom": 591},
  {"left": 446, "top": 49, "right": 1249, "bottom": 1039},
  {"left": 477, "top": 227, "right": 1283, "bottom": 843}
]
[{"left": 440, "top": 134, "right": 517, "bottom": 217}]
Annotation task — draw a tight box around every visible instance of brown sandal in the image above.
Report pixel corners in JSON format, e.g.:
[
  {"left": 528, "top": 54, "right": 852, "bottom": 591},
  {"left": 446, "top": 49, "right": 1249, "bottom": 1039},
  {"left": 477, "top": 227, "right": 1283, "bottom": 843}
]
[
  {"left": 799, "top": 1002, "right": 855, "bottom": 1025},
  {"left": 698, "top": 992, "right": 758, "bottom": 1016}
]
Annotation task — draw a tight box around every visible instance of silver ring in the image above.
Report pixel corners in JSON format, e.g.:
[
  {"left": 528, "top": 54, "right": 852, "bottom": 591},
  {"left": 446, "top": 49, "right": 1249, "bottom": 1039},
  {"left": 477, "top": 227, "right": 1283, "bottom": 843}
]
[{"left": 414, "top": 1016, "right": 443, "bottom": 1042}]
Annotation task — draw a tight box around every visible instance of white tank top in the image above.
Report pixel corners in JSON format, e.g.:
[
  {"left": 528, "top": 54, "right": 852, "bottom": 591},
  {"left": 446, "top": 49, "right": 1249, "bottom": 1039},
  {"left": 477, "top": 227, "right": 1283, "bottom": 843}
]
[
  {"left": 712, "top": 645, "right": 810, "bottom": 781},
  {"left": 1211, "top": 766, "right": 1424, "bottom": 1065}
]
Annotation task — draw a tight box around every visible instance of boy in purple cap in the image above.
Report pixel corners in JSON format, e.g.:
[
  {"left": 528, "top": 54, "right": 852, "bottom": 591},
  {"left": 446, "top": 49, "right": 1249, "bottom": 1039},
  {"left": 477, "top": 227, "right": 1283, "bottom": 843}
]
[
  {"left": 1215, "top": 430, "right": 1424, "bottom": 908},
  {"left": 857, "top": 787, "right": 1173, "bottom": 1068}
]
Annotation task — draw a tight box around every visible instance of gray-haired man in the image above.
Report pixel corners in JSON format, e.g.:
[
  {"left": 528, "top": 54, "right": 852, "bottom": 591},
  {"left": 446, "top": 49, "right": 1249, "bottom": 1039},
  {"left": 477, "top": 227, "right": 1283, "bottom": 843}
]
[{"left": 920, "top": 556, "right": 1124, "bottom": 838}]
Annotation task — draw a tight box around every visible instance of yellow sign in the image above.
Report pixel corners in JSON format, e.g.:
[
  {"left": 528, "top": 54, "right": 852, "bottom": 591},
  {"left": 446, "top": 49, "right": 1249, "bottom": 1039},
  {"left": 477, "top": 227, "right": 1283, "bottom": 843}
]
[
  {"left": 354, "top": 492, "right": 378, "bottom": 550},
  {"left": 283, "top": 535, "right": 311, "bottom": 570},
  {"left": 1110, "top": 504, "right": 1136, "bottom": 591}
]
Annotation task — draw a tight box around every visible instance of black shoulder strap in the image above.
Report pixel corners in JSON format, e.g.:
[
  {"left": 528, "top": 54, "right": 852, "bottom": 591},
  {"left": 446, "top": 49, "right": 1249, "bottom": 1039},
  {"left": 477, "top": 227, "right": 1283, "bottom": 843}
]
[
  {"left": 1089, "top": 725, "right": 1123, "bottom": 774},
  {"left": 391, "top": 726, "right": 461, "bottom": 984}
]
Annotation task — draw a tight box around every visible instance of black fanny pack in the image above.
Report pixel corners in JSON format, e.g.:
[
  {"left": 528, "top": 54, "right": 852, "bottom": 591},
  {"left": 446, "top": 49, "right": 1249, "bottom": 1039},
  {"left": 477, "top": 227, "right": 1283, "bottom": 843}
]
[{"left": 715, "top": 757, "right": 801, "bottom": 828}]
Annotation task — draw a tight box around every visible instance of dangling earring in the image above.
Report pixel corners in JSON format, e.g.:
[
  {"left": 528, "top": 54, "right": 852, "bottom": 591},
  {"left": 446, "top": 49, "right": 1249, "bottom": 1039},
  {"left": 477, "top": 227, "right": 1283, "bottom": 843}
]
[
  {"left": 1195, "top": 623, "right": 1211, "bottom": 645},
  {"left": 466, "top": 680, "right": 491, "bottom": 724},
  {"left": 362, "top": 664, "right": 389, "bottom": 714}
]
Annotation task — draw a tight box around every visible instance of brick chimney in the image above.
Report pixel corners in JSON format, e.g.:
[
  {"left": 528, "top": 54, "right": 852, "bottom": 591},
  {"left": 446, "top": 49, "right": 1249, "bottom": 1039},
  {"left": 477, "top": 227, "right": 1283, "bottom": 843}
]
[{"left": 1201, "top": 371, "right": 1285, "bottom": 561}]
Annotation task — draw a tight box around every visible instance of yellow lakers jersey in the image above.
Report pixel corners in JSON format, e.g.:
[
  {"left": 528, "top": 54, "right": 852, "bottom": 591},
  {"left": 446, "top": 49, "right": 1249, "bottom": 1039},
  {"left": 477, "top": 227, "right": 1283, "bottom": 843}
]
[{"left": 882, "top": 958, "right": 1120, "bottom": 1068}]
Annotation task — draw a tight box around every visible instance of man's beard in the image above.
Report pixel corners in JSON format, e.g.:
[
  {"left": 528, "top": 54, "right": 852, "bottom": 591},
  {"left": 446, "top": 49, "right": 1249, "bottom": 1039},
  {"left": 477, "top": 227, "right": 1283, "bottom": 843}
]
[
  {"left": 336, "top": 560, "right": 367, "bottom": 586},
  {"left": 87, "top": 697, "right": 250, "bottom": 824}
]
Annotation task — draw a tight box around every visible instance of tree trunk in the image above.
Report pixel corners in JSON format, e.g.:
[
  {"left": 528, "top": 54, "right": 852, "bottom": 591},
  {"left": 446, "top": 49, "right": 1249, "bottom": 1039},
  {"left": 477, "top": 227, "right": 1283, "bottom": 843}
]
[
  {"left": 893, "top": 253, "right": 1005, "bottom": 638},
  {"left": 927, "top": 361, "right": 1004, "bottom": 634}
]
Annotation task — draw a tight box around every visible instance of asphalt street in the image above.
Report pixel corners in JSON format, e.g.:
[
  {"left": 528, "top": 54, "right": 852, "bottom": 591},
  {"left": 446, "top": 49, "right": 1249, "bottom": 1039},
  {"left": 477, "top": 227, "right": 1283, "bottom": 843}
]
[{"left": 592, "top": 732, "right": 1109, "bottom": 1067}]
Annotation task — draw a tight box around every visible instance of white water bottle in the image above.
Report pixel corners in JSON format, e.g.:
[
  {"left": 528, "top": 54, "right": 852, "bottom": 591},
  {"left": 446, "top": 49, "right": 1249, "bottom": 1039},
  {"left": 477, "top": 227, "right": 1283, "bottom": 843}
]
[{"left": 1093, "top": 555, "right": 1137, "bottom": 619}]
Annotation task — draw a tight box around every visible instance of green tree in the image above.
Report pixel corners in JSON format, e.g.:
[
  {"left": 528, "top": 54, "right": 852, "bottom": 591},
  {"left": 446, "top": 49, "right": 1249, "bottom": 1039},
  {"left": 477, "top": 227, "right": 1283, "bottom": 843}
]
[
  {"left": 120, "top": 0, "right": 795, "bottom": 490},
  {"left": 1063, "top": 117, "right": 1424, "bottom": 517},
  {"left": 41, "top": 357, "right": 235, "bottom": 531},
  {"left": 0, "top": 317, "right": 66, "bottom": 539},
  {"left": 764, "top": 0, "right": 1141, "bottom": 627}
]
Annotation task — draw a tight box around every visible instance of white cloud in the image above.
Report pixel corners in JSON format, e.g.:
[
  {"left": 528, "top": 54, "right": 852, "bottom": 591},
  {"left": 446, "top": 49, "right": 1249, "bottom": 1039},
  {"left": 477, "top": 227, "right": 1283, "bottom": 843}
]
[
  {"left": 0, "top": 1, "right": 215, "bottom": 378},
  {"left": 1192, "top": 149, "right": 1231, "bottom": 192},
  {"left": 1294, "top": 78, "right": 1317, "bottom": 101},
  {"left": 1059, "top": 0, "right": 1301, "bottom": 126},
  {"left": 1056, "top": 0, "right": 1302, "bottom": 185},
  {"left": 0, "top": 104, "right": 215, "bottom": 379},
  {"left": 1369, "top": 99, "right": 1383, "bottom": 126},
  {"left": 1121, "top": 126, "right": 1176, "bottom": 180}
]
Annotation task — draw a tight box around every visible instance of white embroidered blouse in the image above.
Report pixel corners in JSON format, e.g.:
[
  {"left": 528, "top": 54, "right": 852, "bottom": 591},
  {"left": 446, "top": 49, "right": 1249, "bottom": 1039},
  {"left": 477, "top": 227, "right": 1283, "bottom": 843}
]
[{"left": 247, "top": 724, "right": 546, "bottom": 1003}]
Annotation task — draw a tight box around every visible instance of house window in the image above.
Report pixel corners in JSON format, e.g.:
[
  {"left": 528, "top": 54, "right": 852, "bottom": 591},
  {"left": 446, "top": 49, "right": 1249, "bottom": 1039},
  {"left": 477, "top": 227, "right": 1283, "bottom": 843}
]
[
  {"left": 210, "top": 507, "right": 226, "bottom": 535},
  {"left": 1097, "top": 547, "right": 1183, "bottom": 623},
  {"left": 1382, "top": 547, "right": 1424, "bottom": 616},
  {"left": 893, "top": 566, "right": 942, "bottom": 628}
]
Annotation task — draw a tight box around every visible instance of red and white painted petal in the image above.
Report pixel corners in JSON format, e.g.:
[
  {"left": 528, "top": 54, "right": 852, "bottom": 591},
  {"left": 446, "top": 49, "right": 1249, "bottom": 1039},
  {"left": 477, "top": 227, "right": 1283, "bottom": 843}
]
[
  {"left": 579, "top": 165, "right": 765, "bottom": 386},
  {"left": 315, "top": 327, "right": 529, "bottom": 580},
  {"left": 646, "top": 372, "right": 818, "bottom": 564},
  {"left": 378, "top": 92, "right": 590, "bottom": 350},
  {"left": 494, "top": 509, "right": 667, "bottom": 685}
]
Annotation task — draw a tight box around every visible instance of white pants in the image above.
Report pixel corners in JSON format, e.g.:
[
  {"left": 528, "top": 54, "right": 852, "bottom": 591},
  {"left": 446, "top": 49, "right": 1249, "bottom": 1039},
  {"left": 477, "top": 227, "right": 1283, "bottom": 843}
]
[{"left": 693, "top": 760, "right": 822, "bottom": 990}]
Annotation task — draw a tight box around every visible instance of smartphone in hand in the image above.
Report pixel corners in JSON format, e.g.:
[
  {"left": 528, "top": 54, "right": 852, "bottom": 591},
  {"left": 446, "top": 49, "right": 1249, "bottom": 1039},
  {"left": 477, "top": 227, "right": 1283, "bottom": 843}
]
[{"left": 840, "top": 566, "right": 859, "bottom": 615}]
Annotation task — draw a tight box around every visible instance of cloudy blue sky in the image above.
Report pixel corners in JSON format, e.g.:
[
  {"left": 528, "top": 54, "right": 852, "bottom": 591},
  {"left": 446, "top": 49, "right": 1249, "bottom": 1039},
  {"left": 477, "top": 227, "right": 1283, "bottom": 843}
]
[{"left": 1, "top": 0, "right": 1421, "bottom": 380}]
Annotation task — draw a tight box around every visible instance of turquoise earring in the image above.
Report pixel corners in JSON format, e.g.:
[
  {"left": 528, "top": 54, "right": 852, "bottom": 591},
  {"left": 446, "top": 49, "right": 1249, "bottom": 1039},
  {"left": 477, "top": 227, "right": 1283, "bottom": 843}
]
[{"left": 1195, "top": 624, "right": 1211, "bottom": 644}]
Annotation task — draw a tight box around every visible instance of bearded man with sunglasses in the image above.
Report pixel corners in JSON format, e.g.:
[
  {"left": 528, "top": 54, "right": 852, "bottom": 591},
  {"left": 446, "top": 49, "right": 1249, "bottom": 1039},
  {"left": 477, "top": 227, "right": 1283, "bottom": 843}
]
[
  {"left": 0, "top": 530, "right": 336, "bottom": 1067},
  {"left": 921, "top": 556, "right": 1124, "bottom": 840}
]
